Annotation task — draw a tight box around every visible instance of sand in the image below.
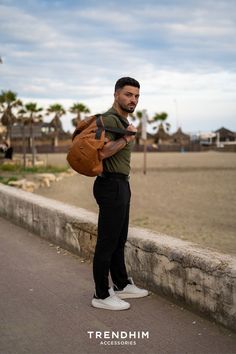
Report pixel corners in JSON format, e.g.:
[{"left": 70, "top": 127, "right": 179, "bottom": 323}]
[{"left": 34, "top": 151, "right": 236, "bottom": 255}]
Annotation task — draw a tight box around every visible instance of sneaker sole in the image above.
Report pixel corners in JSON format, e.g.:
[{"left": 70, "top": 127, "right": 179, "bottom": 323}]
[
  {"left": 115, "top": 292, "right": 149, "bottom": 299},
  {"left": 91, "top": 299, "right": 130, "bottom": 311}
]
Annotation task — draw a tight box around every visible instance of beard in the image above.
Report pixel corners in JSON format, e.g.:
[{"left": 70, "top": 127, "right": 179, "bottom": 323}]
[{"left": 119, "top": 102, "right": 136, "bottom": 113}]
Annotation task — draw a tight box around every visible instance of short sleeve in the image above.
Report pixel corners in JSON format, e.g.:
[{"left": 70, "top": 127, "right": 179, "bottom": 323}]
[{"left": 102, "top": 115, "right": 119, "bottom": 141}]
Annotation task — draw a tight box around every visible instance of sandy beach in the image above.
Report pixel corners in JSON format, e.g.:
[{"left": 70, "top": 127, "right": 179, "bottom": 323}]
[{"left": 34, "top": 151, "right": 236, "bottom": 255}]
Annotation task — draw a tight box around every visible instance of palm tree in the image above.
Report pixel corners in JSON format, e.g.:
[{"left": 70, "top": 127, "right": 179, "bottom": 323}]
[
  {"left": 130, "top": 110, "right": 143, "bottom": 145},
  {"left": 16, "top": 107, "right": 28, "bottom": 168},
  {"left": 24, "top": 102, "right": 43, "bottom": 166},
  {"left": 69, "top": 103, "right": 90, "bottom": 127},
  {"left": 24, "top": 102, "right": 43, "bottom": 125},
  {"left": 151, "top": 112, "right": 171, "bottom": 145},
  {"left": 46, "top": 103, "right": 66, "bottom": 147},
  {"left": 130, "top": 110, "right": 152, "bottom": 145},
  {"left": 0, "top": 90, "right": 22, "bottom": 144},
  {"left": 151, "top": 112, "right": 170, "bottom": 132}
]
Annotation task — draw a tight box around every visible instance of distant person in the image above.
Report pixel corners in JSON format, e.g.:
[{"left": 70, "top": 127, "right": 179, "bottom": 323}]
[
  {"left": 0, "top": 143, "right": 4, "bottom": 160},
  {"left": 2, "top": 142, "right": 13, "bottom": 159},
  {"left": 91, "top": 77, "right": 149, "bottom": 311}
]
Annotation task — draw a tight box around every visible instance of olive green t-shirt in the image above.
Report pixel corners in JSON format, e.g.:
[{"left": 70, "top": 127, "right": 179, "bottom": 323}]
[{"left": 102, "top": 107, "right": 133, "bottom": 175}]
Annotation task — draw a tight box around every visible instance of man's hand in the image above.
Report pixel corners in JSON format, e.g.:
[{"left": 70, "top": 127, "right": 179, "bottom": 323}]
[
  {"left": 125, "top": 124, "right": 137, "bottom": 143},
  {"left": 98, "top": 124, "right": 137, "bottom": 161}
]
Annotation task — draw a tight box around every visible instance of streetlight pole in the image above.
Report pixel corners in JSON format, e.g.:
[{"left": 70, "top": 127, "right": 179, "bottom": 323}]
[
  {"left": 174, "top": 99, "right": 179, "bottom": 130},
  {"left": 142, "top": 109, "right": 148, "bottom": 175}
]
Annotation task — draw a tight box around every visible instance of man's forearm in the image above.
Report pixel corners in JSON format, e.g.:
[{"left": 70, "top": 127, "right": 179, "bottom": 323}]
[{"left": 99, "top": 137, "right": 127, "bottom": 160}]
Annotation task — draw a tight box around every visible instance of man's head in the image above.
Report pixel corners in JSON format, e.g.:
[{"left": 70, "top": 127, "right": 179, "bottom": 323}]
[{"left": 114, "top": 77, "right": 140, "bottom": 114}]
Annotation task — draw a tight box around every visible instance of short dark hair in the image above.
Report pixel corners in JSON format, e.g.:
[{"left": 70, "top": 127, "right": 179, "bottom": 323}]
[{"left": 115, "top": 77, "right": 140, "bottom": 92}]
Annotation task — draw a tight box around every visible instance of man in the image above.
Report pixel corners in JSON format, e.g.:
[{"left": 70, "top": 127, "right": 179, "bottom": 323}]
[{"left": 92, "top": 77, "right": 149, "bottom": 311}]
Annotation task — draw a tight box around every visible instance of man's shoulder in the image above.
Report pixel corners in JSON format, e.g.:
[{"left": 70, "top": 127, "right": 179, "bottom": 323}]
[
  {"left": 102, "top": 109, "right": 120, "bottom": 127},
  {"left": 102, "top": 114, "right": 119, "bottom": 127}
]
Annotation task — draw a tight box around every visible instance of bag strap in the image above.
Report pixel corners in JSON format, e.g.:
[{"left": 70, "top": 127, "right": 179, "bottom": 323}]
[
  {"left": 95, "top": 114, "right": 135, "bottom": 136},
  {"left": 95, "top": 115, "right": 104, "bottom": 140}
]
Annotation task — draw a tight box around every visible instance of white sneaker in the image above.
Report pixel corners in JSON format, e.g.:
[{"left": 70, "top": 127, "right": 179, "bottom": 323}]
[
  {"left": 114, "top": 278, "right": 149, "bottom": 299},
  {"left": 91, "top": 288, "right": 130, "bottom": 311}
]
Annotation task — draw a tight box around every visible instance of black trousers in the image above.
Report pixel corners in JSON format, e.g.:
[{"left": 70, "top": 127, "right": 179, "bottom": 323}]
[{"left": 93, "top": 174, "right": 131, "bottom": 299}]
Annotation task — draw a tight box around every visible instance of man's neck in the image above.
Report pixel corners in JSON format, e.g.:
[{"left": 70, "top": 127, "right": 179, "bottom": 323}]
[{"left": 112, "top": 103, "right": 128, "bottom": 119}]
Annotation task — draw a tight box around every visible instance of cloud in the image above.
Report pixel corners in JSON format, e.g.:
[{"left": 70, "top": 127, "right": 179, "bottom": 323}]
[{"left": 0, "top": 0, "right": 236, "bottom": 133}]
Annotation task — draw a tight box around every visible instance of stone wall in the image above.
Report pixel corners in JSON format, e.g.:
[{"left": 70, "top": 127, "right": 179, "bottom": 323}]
[{"left": 0, "top": 183, "right": 235, "bottom": 331}]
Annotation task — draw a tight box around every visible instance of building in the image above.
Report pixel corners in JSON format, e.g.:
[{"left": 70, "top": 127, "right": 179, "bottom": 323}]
[
  {"left": 214, "top": 127, "right": 236, "bottom": 143},
  {"left": 153, "top": 123, "right": 171, "bottom": 145},
  {"left": 170, "top": 128, "right": 191, "bottom": 146}
]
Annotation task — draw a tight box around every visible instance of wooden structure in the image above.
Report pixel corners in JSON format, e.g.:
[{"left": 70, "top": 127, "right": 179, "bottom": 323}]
[
  {"left": 170, "top": 128, "right": 191, "bottom": 146},
  {"left": 214, "top": 127, "right": 236, "bottom": 142},
  {"left": 153, "top": 124, "right": 171, "bottom": 144}
]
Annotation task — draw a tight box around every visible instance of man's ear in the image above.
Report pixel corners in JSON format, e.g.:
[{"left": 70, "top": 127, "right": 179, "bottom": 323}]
[{"left": 114, "top": 90, "right": 120, "bottom": 99}]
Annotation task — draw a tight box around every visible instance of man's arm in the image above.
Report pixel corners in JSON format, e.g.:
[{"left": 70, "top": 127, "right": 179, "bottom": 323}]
[
  {"left": 99, "top": 137, "right": 127, "bottom": 160},
  {"left": 99, "top": 124, "right": 137, "bottom": 160}
]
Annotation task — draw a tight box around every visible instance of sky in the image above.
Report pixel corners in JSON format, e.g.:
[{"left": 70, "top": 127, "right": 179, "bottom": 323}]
[{"left": 0, "top": 0, "right": 236, "bottom": 134}]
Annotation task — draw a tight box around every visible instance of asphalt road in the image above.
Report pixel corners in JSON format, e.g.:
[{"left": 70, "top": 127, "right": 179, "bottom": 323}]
[{"left": 0, "top": 217, "right": 235, "bottom": 354}]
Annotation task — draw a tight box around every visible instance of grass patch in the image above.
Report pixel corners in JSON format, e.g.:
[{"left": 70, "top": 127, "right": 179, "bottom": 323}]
[
  {"left": 0, "top": 164, "right": 69, "bottom": 186},
  {"left": 0, "top": 176, "right": 19, "bottom": 185},
  {"left": 0, "top": 164, "right": 68, "bottom": 174}
]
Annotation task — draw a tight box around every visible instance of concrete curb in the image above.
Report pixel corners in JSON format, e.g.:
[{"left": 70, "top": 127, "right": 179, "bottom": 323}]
[{"left": 0, "top": 184, "right": 235, "bottom": 331}]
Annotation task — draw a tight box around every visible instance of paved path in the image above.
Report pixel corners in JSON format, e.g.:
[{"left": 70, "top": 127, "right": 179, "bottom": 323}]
[{"left": 0, "top": 217, "right": 235, "bottom": 354}]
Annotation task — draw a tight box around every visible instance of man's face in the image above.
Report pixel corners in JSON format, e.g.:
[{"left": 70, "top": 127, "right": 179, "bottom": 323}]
[{"left": 114, "top": 85, "right": 140, "bottom": 113}]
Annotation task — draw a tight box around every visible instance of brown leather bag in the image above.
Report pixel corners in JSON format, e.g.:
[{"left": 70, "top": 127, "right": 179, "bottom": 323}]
[{"left": 67, "top": 114, "right": 134, "bottom": 177}]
